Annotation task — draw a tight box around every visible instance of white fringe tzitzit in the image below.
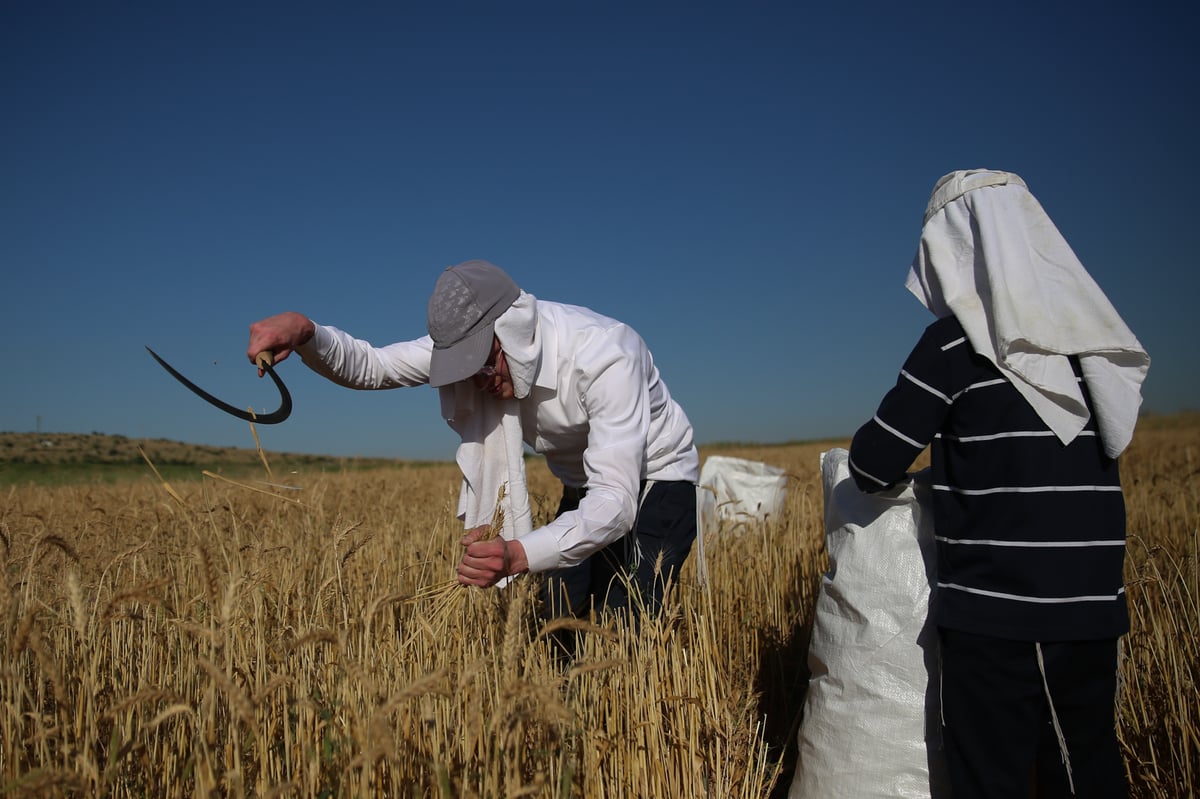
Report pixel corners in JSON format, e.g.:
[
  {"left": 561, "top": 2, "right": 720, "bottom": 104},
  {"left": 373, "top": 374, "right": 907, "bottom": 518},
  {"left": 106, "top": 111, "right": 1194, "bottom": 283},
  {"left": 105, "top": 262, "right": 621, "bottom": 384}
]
[{"left": 1036, "top": 642, "right": 1076, "bottom": 794}]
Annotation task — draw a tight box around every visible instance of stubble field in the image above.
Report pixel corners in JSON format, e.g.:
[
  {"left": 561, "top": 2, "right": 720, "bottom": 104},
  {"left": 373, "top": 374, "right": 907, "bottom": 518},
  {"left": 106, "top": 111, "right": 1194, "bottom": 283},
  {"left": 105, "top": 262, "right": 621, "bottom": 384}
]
[{"left": 1, "top": 414, "right": 1196, "bottom": 797}]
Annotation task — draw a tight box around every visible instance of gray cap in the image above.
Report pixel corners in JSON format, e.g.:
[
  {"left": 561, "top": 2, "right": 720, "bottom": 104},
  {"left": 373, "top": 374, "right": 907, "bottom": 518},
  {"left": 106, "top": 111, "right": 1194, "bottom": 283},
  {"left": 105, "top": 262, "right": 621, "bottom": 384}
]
[{"left": 426, "top": 260, "right": 521, "bottom": 387}]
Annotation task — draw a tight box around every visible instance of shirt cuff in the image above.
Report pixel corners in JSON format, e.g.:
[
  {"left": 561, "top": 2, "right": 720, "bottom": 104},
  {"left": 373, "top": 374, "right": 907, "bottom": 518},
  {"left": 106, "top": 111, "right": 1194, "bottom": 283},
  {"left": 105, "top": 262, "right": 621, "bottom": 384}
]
[
  {"left": 518, "top": 527, "right": 561, "bottom": 573},
  {"left": 297, "top": 323, "right": 332, "bottom": 359}
]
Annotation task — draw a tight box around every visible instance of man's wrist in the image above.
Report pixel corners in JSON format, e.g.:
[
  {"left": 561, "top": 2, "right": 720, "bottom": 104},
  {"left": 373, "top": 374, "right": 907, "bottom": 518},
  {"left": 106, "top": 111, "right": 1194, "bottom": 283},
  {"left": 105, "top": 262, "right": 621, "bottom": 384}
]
[{"left": 504, "top": 539, "right": 530, "bottom": 576}]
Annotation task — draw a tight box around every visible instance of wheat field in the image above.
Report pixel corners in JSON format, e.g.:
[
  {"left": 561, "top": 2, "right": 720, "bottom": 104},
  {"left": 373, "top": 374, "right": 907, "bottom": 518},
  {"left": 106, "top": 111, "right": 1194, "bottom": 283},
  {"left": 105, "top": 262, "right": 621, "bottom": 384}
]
[{"left": 1, "top": 414, "right": 1195, "bottom": 797}]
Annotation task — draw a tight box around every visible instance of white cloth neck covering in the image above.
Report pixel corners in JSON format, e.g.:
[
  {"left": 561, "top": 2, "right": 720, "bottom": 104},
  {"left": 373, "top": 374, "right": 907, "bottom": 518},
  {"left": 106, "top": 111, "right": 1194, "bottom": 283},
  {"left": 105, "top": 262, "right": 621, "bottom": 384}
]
[
  {"left": 494, "top": 291, "right": 540, "bottom": 400},
  {"left": 437, "top": 292, "right": 540, "bottom": 545},
  {"left": 906, "top": 169, "right": 1150, "bottom": 458}
]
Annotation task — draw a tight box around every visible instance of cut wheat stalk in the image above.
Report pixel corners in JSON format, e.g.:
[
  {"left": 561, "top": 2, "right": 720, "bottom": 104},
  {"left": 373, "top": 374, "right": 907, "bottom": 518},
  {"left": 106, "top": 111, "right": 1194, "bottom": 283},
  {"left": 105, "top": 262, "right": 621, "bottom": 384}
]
[
  {"left": 246, "top": 417, "right": 273, "bottom": 479},
  {"left": 137, "top": 446, "right": 186, "bottom": 506},
  {"left": 201, "top": 470, "right": 307, "bottom": 506}
]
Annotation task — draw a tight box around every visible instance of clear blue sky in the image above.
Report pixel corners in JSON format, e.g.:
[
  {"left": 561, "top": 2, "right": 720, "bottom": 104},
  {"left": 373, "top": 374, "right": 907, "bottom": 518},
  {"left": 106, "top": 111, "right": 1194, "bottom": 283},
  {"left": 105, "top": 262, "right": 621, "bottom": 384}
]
[{"left": 3, "top": 2, "right": 1197, "bottom": 460}]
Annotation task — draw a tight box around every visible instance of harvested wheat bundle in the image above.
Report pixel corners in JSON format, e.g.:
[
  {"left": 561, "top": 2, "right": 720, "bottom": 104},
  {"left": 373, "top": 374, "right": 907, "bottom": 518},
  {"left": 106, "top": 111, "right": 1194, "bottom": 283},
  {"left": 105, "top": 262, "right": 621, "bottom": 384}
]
[{"left": 408, "top": 484, "right": 510, "bottom": 633}]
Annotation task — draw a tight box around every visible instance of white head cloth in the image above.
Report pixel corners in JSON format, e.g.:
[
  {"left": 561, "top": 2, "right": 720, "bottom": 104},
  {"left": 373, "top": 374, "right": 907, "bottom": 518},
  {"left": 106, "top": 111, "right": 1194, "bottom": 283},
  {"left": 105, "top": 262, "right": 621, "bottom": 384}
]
[
  {"left": 906, "top": 169, "right": 1149, "bottom": 458},
  {"left": 438, "top": 292, "right": 541, "bottom": 546}
]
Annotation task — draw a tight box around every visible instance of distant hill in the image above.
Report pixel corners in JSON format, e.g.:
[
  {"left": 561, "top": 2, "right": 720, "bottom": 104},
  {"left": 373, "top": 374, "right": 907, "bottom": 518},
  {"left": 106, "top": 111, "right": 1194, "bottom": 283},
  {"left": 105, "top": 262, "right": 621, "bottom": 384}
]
[
  {"left": 0, "top": 431, "right": 399, "bottom": 467},
  {"left": 0, "top": 431, "right": 428, "bottom": 486}
]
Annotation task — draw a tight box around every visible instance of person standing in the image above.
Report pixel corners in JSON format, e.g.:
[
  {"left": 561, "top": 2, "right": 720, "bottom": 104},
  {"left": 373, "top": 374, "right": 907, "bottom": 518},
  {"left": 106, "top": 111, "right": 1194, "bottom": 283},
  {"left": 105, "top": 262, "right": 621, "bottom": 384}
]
[
  {"left": 848, "top": 170, "right": 1149, "bottom": 798},
  {"left": 247, "top": 259, "right": 699, "bottom": 622}
]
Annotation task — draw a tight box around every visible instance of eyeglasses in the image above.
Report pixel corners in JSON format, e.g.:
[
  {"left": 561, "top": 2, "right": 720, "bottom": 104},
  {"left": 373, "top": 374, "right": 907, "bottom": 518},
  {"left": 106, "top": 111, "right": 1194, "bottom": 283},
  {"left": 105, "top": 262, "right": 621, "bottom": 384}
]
[{"left": 475, "top": 347, "right": 503, "bottom": 379}]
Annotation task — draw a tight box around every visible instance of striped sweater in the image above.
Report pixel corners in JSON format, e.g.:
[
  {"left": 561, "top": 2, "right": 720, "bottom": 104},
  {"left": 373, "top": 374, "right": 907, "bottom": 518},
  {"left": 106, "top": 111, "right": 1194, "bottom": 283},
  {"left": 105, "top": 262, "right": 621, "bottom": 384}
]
[{"left": 849, "top": 315, "right": 1128, "bottom": 641}]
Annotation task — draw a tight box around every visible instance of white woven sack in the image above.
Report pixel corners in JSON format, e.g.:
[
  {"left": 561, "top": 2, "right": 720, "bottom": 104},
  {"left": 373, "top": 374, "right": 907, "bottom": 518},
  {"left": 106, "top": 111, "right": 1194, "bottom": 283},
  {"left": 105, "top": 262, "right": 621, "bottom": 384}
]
[
  {"left": 698, "top": 455, "right": 787, "bottom": 534},
  {"left": 789, "top": 448, "right": 948, "bottom": 799}
]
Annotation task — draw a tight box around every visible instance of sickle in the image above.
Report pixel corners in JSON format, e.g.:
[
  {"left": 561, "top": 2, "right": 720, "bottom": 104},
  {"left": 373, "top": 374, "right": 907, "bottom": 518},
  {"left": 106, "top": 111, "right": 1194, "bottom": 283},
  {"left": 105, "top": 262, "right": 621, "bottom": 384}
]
[{"left": 146, "top": 346, "right": 293, "bottom": 424}]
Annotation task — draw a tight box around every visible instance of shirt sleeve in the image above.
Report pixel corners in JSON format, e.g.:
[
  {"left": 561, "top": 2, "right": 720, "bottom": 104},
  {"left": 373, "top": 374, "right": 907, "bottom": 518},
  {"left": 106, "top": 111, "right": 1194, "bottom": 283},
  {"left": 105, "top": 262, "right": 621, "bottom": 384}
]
[
  {"left": 296, "top": 323, "right": 434, "bottom": 389},
  {"left": 849, "top": 323, "right": 953, "bottom": 492},
  {"left": 518, "top": 325, "right": 649, "bottom": 572}
]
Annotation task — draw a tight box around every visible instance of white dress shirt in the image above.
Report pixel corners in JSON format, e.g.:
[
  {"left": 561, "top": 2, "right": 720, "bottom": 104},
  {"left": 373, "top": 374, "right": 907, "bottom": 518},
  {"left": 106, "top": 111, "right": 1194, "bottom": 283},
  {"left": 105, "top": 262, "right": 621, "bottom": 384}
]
[{"left": 296, "top": 299, "right": 699, "bottom": 573}]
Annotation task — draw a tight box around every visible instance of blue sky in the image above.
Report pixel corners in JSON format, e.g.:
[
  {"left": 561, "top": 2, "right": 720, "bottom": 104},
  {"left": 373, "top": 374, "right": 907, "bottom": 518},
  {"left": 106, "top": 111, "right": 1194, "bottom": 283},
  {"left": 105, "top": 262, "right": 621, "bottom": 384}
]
[{"left": 3, "top": 2, "right": 1197, "bottom": 461}]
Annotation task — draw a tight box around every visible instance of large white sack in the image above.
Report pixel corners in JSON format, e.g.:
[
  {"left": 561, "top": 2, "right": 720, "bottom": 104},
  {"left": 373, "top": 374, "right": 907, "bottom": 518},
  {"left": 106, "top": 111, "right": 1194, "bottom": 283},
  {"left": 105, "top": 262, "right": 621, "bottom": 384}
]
[
  {"left": 698, "top": 455, "right": 787, "bottom": 534},
  {"left": 789, "top": 448, "right": 948, "bottom": 799}
]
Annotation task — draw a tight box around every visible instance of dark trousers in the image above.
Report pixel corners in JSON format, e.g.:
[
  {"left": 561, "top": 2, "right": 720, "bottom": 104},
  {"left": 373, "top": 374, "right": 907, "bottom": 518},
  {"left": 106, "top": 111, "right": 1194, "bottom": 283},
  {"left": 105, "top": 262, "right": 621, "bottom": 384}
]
[
  {"left": 540, "top": 480, "right": 697, "bottom": 620},
  {"left": 939, "top": 628, "right": 1126, "bottom": 799}
]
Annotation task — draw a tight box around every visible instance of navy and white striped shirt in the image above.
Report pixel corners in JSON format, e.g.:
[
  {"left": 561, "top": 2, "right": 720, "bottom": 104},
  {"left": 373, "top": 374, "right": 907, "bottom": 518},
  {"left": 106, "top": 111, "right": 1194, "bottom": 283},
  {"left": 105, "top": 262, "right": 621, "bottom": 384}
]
[{"left": 849, "top": 315, "right": 1128, "bottom": 641}]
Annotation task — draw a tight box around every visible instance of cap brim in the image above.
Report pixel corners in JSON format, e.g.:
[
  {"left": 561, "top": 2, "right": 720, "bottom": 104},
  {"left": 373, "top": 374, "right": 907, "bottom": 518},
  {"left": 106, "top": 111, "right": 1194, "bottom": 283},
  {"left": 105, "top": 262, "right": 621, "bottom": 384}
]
[{"left": 428, "top": 322, "right": 495, "bottom": 387}]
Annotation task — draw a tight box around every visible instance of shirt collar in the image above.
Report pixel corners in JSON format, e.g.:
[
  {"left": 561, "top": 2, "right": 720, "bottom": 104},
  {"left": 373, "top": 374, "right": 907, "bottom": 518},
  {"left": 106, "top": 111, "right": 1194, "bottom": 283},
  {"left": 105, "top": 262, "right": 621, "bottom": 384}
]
[{"left": 532, "top": 304, "right": 557, "bottom": 391}]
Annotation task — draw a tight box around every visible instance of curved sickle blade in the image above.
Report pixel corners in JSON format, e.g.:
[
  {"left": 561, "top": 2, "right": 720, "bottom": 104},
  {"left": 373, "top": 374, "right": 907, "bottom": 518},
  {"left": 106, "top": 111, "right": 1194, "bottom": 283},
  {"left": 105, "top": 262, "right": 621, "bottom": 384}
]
[{"left": 145, "top": 346, "right": 292, "bottom": 424}]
